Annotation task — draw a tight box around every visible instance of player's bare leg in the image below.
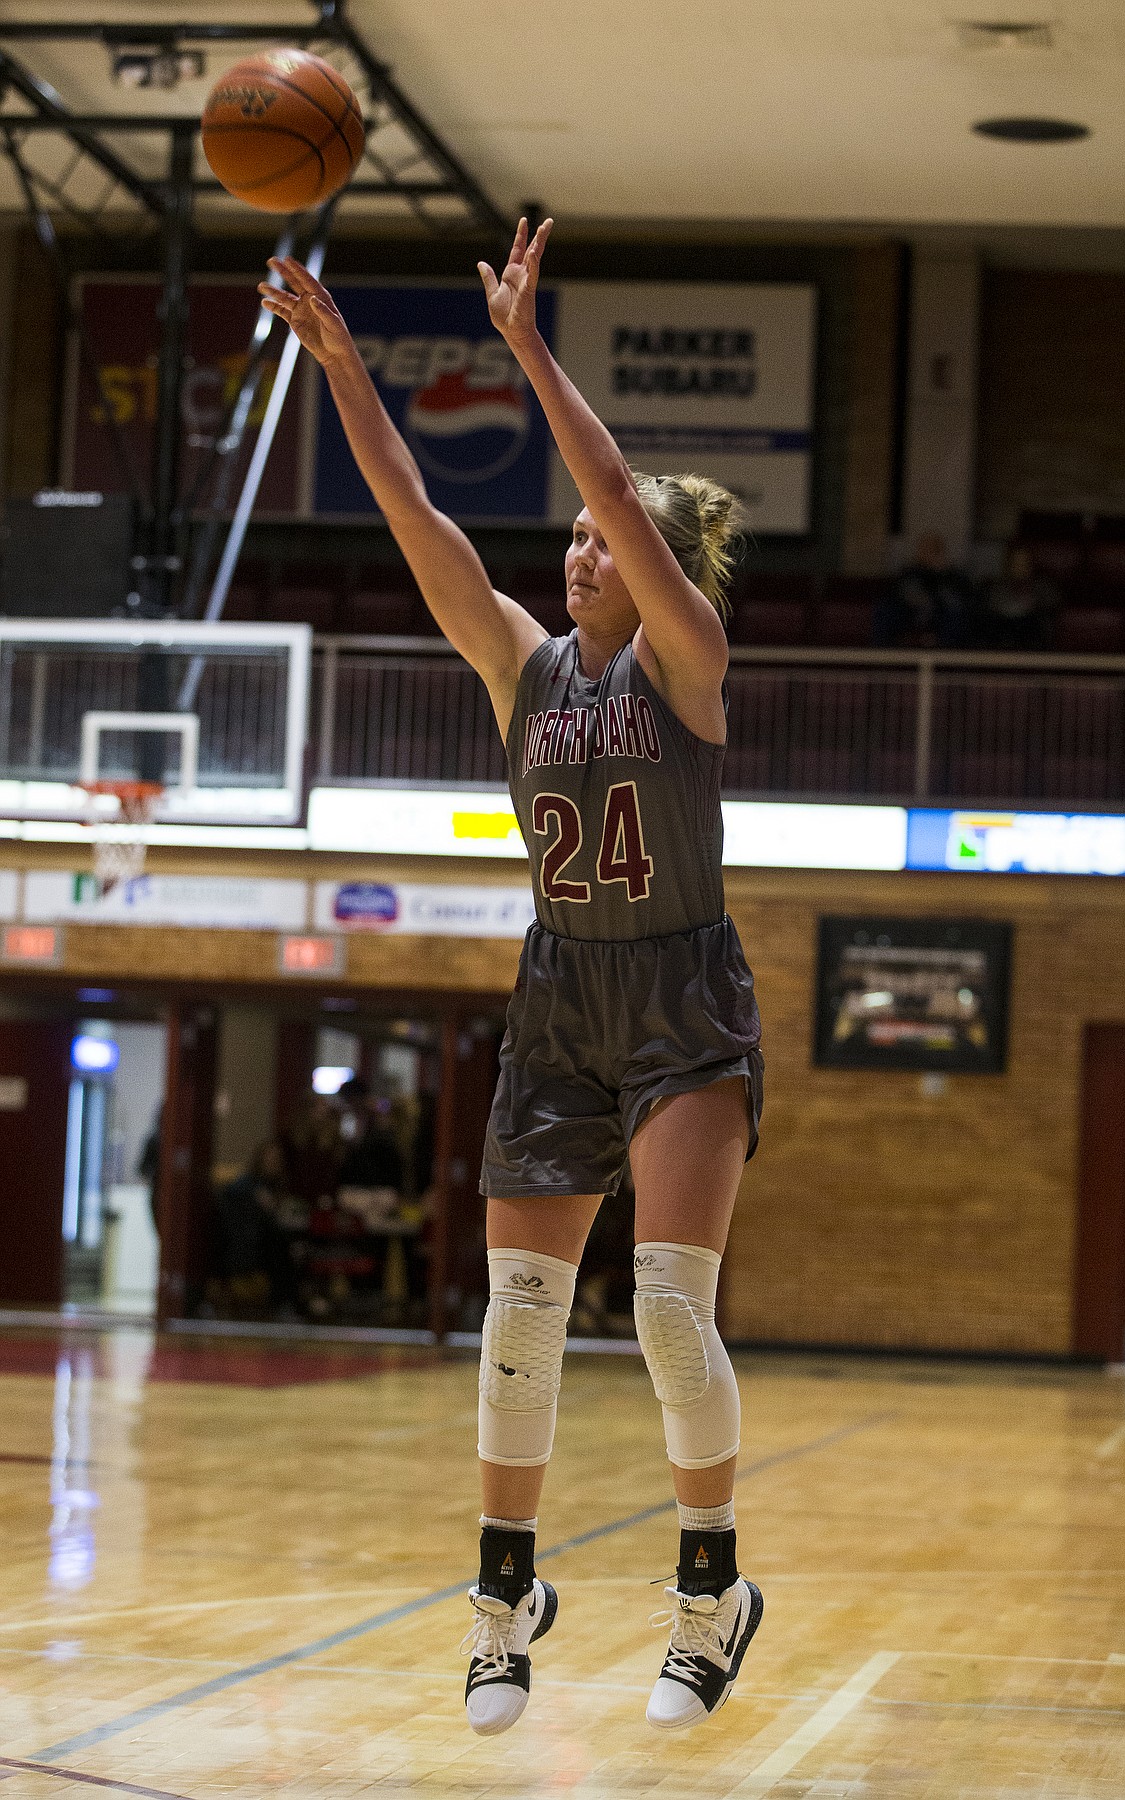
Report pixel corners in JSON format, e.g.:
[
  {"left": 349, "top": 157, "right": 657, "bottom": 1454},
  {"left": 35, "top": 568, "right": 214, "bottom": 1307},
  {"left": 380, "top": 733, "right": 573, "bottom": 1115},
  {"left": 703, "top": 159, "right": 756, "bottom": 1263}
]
[
  {"left": 629, "top": 1078, "right": 764, "bottom": 1729},
  {"left": 463, "top": 1192, "right": 601, "bottom": 1735}
]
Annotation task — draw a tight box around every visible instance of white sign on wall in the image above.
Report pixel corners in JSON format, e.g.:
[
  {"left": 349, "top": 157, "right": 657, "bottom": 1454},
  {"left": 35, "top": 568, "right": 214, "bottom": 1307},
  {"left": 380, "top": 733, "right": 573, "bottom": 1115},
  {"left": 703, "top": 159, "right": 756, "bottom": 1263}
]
[
  {"left": 307, "top": 787, "right": 908, "bottom": 872},
  {"left": 314, "top": 881, "right": 535, "bottom": 938},
  {"left": 23, "top": 872, "right": 309, "bottom": 929},
  {"left": 550, "top": 282, "right": 817, "bottom": 533},
  {"left": 307, "top": 787, "right": 527, "bottom": 858},
  {"left": 0, "top": 871, "right": 18, "bottom": 920}
]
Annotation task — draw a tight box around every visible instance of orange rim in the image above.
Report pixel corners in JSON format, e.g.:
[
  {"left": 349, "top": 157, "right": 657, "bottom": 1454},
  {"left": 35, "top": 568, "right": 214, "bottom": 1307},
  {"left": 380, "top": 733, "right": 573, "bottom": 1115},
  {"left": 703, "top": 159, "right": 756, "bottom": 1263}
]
[
  {"left": 79, "top": 780, "right": 165, "bottom": 800},
  {"left": 79, "top": 779, "right": 164, "bottom": 821}
]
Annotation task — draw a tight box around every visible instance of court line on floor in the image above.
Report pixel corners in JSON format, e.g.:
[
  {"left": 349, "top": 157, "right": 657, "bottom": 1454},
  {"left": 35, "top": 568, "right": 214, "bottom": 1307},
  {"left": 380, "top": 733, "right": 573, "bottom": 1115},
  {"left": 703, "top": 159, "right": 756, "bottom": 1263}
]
[
  {"left": 0, "top": 1760, "right": 193, "bottom": 1799},
  {"left": 24, "top": 1411, "right": 888, "bottom": 1765},
  {"left": 1095, "top": 1420, "right": 1125, "bottom": 1458},
  {"left": 728, "top": 1651, "right": 901, "bottom": 1796},
  {"left": 0, "top": 1585, "right": 424, "bottom": 1634}
]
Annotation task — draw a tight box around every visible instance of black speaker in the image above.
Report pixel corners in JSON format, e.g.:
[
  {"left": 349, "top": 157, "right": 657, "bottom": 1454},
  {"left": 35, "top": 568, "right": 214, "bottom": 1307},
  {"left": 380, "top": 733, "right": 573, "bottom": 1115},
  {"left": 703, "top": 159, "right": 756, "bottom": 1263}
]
[{"left": 0, "top": 492, "right": 134, "bottom": 618}]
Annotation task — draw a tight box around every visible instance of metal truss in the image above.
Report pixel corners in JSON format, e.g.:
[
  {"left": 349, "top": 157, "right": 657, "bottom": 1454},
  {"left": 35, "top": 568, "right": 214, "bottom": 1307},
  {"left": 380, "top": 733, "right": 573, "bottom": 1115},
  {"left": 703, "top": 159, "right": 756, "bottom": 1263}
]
[
  {"left": 0, "top": 1, "right": 515, "bottom": 624},
  {"left": 0, "top": 0, "right": 512, "bottom": 236}
]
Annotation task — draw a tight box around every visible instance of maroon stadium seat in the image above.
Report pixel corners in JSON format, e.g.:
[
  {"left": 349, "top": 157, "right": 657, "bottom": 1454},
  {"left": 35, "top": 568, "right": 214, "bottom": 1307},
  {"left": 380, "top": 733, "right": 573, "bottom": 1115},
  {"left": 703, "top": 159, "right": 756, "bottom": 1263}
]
[
  {"left": 269, "top": 586, "right": 338, "bottom": 631},
  {"left": 220, "top": 581, "right": 262, "bottom": 622},
  {"left": 728, "top": 600, "right": 807, "bottom": 646},
  {"left": 812, "top": 597, "right": 876, "bottom": 648},
  {"left": 1029, "top": 540, "right": 1083, "bottom": 579},
  {"left": 346, "top": 590, "right": 431, "bottom": 635},
  {"left": 1087, "top": 541, "right": 1125, "bottom": 583},
  {"left": 1055, "top": 607, "right": 1125, "bottom": 653}
]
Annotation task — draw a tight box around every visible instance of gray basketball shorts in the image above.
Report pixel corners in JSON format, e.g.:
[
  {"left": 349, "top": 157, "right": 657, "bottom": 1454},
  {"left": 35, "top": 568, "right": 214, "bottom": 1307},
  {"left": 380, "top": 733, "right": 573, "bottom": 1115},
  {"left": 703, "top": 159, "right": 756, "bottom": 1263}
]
[{"left": 480, "top": 915, "right": 764, "bottom": 1199}]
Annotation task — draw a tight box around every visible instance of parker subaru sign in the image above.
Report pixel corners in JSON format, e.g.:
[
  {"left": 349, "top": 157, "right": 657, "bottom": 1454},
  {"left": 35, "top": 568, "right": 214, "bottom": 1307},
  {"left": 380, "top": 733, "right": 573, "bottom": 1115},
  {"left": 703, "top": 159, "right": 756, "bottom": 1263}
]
[
  {"left": 548, "top": 283, "right": 817, "bottom": 533},
  {"left": 312, "top": 280, "right": 816, "bottom": 532}
]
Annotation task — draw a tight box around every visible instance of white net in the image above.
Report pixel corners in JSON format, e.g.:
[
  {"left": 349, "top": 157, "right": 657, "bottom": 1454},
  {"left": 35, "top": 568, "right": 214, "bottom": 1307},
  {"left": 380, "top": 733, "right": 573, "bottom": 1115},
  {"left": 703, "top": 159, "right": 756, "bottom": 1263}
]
[{"left": 81, "top": 782, "right": 163, "bottom": 896}]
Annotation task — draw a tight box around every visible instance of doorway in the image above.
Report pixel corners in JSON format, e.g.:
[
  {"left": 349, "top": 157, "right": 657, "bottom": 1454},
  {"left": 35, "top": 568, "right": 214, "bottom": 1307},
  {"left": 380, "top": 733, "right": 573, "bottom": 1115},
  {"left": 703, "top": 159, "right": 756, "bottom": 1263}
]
[
  {"left": 0, "top": 1000, "right": 167, "bottom": 1315},
  {"left": 64, "top": 1018, "right": 166, "bottom": 1311}
]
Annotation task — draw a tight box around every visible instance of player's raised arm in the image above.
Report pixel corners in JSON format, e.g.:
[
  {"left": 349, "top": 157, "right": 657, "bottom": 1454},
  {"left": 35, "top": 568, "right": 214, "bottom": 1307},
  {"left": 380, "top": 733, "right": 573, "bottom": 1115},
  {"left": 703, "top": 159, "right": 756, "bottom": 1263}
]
[
  {"left": 478, "top": 222, "right": 730, "bottom": 697},
  {"left": 258, "top": 257, "right": 546, "bottom": 721}
]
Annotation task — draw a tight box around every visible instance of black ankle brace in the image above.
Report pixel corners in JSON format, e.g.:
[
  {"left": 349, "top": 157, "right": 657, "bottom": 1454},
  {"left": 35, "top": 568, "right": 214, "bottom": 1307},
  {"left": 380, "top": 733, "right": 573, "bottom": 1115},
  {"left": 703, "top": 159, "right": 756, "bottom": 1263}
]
[
  {"left": 478, "top": 1524, "right": 536, "bottom": 1602},
  {"left": 677, "top": 1526, "right": 738, "bottom": 1596}
]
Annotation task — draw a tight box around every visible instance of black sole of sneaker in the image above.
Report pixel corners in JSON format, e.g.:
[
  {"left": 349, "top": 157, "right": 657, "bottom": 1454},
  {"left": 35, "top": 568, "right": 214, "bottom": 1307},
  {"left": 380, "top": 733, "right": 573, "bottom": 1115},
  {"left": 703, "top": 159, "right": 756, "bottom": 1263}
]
[{"left": 530, "top": 1579, "right": 558, "bottom": 1645}]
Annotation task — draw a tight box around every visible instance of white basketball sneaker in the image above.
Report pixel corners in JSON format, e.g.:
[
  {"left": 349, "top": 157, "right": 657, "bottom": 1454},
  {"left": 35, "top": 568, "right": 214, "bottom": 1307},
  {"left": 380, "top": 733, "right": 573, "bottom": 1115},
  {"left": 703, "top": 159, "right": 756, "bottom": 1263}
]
[
  {"left": 462, "top": 1577, "right": 558, "bottom": 1735},
  {"left": 646, "top": 1575, "right": 764, "bottom": 1730}
]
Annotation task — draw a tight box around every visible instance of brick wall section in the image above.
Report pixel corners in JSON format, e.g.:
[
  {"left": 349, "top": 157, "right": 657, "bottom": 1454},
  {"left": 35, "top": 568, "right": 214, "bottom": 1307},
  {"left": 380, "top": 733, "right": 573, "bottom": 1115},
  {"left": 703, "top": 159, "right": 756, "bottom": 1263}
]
[
  {"left": 840, "top": 242, "right": 901, "bottom": 575},
  {"left": 720, "top": 865, "right": 1125, "bottom": 1355},
  {"left": 976, "top": 267, "right": 1125, "bottom": 540}
]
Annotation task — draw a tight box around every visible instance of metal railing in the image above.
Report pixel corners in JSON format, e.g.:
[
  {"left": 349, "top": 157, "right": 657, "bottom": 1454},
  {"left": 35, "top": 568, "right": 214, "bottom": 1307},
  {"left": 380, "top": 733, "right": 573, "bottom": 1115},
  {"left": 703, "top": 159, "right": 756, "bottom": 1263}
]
[
  {"left": 311, "top": 638, "right": 1125, "bottom": 810},
  {"left": 1, "top": 631, "right": 1123, "bottom": 812}
]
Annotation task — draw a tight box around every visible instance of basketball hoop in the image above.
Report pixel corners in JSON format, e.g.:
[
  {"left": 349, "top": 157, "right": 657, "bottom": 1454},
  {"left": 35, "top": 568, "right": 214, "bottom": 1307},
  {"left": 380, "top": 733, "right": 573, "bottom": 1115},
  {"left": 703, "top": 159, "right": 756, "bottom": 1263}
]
[{"left": 80, "top": 779, "right": 164, "bottom": 895}]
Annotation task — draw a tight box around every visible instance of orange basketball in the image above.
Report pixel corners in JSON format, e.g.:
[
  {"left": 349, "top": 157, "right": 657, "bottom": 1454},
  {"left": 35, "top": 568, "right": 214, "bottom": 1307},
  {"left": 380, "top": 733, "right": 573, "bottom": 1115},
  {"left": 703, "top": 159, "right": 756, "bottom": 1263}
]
[{"left": 202, "top": 50, "right": 365, "bottom": 212}]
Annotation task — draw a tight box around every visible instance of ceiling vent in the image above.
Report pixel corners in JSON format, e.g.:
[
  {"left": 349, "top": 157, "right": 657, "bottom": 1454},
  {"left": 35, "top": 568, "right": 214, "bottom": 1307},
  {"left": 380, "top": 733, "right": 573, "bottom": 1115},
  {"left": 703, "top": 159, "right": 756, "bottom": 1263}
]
[{"left": 957, "top": 21, "right": 1055, "bottom": 51}]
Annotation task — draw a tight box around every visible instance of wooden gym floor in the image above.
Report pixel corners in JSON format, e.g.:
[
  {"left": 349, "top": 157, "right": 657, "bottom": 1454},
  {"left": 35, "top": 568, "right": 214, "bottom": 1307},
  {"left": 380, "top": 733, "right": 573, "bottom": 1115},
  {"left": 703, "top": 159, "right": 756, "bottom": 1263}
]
[{"left": 2, "top": 1329, "right": 1124, "bottom": 1798}]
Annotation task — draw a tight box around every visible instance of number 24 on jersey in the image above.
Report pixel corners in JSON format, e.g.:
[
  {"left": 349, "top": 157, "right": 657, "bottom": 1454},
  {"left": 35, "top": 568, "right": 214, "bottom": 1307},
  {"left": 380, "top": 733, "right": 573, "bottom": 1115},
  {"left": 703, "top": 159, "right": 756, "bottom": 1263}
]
[{"left": 532, "top": 781, "right": 654, "bottom": 904}]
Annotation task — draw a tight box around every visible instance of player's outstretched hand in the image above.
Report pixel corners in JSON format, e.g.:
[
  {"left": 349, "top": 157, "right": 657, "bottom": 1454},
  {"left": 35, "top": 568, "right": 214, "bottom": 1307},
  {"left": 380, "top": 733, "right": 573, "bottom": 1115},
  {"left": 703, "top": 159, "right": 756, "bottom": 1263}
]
[
  {"left": 258, "top": 256, "right": 355, "bottom": 370},
  {"left": 478, "top": 217, "right": 553, "bottom": 353}
]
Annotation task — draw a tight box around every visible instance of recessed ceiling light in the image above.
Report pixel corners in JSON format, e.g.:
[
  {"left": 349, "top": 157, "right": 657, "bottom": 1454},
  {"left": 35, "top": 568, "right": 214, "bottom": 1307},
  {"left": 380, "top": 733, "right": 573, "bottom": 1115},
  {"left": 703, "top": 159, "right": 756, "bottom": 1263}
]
[
  {"left": 958, "top": 22, "right": 1054, "bottom": 51},
  {"left": 973, "top": 117, "right": 1090, "bottom": 143}
]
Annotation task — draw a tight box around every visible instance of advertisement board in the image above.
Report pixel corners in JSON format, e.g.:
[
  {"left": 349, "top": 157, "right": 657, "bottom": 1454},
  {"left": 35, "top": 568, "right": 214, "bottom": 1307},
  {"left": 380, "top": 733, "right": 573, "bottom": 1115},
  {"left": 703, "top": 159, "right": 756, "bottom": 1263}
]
[
  {"left": 65, "top": 277, "right": 302, "bottom": 513},
  {"left": 313, "top": 282, "right": 559, "bottom": 520},
  {"left": 313, "top": 880, "right": 535, "bottom": 938},
  {"left": 22, "top": 872, "right": 308, "bottom": 929},
  {"left": 66, "top": 274, "right": 817, "bottom": 530},
  {"left": 907, "top": 809, "right": 1125, "bottom": 877},
  {"left": 549, "top": 283, "right": 817, "bottom": 533},
  {"left": 310, "top": 279, "right": 816, "bottom": 528}
]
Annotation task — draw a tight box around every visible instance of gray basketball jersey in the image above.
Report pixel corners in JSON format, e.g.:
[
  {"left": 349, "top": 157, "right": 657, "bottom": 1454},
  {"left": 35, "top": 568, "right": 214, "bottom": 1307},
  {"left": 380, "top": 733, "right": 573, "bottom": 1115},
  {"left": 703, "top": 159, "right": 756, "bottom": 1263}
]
[{"left": 505, "top": 632, "right": 727, "bottom": 941}]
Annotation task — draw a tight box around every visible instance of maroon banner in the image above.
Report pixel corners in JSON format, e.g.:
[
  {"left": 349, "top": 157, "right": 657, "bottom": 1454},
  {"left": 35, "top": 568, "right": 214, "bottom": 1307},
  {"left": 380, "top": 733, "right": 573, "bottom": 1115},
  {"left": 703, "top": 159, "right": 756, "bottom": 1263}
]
[{"left": 67, "top": 278, "right": 303, "bottom": 514}]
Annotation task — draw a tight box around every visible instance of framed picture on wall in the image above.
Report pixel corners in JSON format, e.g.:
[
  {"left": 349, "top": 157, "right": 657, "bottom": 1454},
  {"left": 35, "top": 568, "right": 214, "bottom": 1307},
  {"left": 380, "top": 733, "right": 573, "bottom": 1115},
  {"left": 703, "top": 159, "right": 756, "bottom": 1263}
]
[{"left": 814, "top": 916, "right": 1013, "bottom": 1073}]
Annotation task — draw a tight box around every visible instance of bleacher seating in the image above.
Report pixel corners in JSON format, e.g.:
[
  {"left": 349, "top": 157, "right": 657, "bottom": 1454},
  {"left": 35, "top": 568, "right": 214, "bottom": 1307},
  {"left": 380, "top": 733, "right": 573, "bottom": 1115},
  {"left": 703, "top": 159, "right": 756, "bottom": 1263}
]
[
  {"left": 205, "top": 540, "right": 1125, "bottom": 657},
  {"left": 1054, "top": 607, "right": 1125, "bottom": 654}
]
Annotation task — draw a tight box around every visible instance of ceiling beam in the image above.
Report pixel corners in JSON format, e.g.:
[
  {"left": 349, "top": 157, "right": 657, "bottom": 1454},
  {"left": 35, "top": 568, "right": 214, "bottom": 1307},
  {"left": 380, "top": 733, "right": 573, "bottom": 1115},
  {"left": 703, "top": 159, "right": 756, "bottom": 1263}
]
[
  {"left": 0, "top": 1, "right": 514, "bottom": 235},
  {"left": 0, "top": 50, "right": 164, "bottom": 214},
  {"left": 322, "top": 1, "right": 511, "bottom": 237}
]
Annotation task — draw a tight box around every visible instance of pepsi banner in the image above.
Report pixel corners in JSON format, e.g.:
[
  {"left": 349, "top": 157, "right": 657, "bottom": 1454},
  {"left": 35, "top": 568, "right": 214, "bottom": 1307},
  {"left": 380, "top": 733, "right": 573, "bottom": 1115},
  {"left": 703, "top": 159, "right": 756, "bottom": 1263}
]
[{"left": 313, "top": 281, "right": 558, "bottom": 519}]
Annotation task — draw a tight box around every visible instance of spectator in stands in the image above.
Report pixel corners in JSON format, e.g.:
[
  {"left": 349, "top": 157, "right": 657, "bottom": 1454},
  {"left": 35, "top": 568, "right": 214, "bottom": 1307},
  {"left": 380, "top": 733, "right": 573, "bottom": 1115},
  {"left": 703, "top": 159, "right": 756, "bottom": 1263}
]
[
  {"left": 875, "top": 533, "right": 972, "bottom": 649},
  {"left": 336, "top": 1078, "right": 406, "bottom": 1193},
  {"left": 979, "top": 544, "right": 1059, "bottom": 651},
  {"left": 214, "top": 1140, "right": 300, "bottom": 1315},
  {"left": 281, "top": 1092, "right": 343, "bottom": 1205}
]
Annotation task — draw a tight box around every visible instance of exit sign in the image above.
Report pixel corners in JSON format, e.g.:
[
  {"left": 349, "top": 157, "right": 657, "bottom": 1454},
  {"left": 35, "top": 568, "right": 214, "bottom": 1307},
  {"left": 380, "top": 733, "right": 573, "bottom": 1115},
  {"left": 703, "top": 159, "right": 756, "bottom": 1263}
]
[
  {"left": 278, "top": 934, "right": 345, "bottom": 977},
  {"left": 2, "top": 924, "right": 63, "bottom": 965}
]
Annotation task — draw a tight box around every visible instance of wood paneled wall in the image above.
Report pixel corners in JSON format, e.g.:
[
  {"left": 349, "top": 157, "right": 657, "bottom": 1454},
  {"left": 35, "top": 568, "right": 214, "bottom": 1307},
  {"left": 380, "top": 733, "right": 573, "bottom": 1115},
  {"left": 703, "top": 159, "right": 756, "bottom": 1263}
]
[
  {"left": 840, "top": 242, "right": 902, "bottom": 574},
  {"left": 6, "top": 843, "right": 1125, "bottom": 1355},
  {"left": 976, "top": 267, "right": 1125, "bottom": 539}
]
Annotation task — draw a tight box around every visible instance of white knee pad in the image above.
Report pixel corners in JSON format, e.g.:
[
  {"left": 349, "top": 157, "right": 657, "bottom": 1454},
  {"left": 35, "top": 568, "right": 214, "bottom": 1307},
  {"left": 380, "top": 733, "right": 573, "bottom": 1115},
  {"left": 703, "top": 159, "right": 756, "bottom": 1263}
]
[
  {"left": 634, "top": 1242, "right": 741, "bottom": 1470},
  {"left": 478, "top": 1249, "right": 577, "bottom": 1467}
]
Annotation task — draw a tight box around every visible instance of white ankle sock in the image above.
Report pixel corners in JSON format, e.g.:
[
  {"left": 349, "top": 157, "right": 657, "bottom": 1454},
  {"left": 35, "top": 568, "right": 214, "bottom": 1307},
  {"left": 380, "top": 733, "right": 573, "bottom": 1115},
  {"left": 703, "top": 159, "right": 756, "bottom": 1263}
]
[
  {"left": 677, "top": 1500, "right": 735, "bottom": 1532},
  {"left": 480, "top": 1514, "right": 537, "bottom": 1533}
]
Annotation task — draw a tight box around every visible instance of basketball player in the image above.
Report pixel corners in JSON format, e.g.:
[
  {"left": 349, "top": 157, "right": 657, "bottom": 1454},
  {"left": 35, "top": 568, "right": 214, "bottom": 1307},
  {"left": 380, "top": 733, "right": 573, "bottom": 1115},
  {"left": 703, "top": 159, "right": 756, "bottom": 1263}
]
[{"left": 260, "top": 218, "right": 764, "bottom": 1737}]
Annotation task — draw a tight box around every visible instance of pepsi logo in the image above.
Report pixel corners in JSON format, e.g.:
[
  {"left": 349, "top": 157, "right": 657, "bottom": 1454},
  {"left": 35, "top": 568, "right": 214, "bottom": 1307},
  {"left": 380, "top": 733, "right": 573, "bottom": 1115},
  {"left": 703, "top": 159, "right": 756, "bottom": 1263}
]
[{"left": 356, "top": 335, "right": 530, "bottom": 486}]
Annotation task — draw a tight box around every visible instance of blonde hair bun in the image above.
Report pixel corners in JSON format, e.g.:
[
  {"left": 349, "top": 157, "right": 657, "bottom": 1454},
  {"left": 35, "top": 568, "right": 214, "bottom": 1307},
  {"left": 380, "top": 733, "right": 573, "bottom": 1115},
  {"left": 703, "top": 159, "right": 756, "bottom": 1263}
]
[{"left": 632, "top": 470, "right": 743, "bottom": 619}]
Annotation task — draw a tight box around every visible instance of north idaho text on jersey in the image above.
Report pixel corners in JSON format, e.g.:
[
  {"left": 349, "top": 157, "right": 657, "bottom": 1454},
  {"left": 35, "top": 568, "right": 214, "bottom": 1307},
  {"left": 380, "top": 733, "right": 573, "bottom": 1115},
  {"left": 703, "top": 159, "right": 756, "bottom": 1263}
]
[{"left": 522, "top": 694, "right": 663, "bottom": 775}]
